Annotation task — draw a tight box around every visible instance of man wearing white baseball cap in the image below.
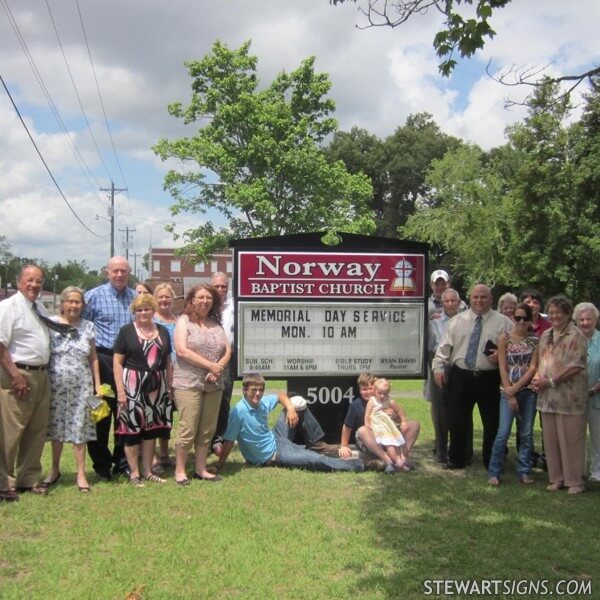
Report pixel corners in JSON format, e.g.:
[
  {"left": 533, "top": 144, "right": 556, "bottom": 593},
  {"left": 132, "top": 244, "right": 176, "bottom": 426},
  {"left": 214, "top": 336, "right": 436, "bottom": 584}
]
[{"left": 429, "top": 269, "right": 467, "bottom": 318}]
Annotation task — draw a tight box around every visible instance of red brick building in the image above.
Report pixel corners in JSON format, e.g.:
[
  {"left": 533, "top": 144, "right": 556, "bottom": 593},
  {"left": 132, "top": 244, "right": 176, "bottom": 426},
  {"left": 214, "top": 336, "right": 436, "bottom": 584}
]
[{"left": 147, "top": 248, "right": 233, "bottom": 300}]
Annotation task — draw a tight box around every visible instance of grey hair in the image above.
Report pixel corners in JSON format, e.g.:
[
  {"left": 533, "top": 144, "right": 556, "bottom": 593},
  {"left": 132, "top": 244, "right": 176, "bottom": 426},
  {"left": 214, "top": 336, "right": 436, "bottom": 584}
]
[
  {"left": 497, "top": 292, "right": 518, "bottom": 311},
  {"left": 442, "top": 288, "right": 460, "bottom": 301},
  {"left": 573, "top": 302, "right": 599, "bottom": 322},
  {"left": 59, "top": 286, "right": 85, "bottom": 313}
]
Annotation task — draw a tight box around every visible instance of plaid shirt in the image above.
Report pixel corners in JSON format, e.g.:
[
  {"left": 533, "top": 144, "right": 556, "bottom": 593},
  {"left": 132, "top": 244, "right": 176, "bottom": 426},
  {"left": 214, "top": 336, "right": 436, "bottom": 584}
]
[{"left": 82, "top": 283, "right": 135, "bottom": 349}]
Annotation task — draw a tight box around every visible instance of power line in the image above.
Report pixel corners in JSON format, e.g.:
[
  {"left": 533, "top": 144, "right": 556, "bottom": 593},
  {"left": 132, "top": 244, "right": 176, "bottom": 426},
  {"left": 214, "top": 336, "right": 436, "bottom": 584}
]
[
  {"left": 1, "top": 0, "right": 109, "bottom": 209},
  {"left": 75, "top": 0, "right": 129, "bottom": 191},
  {"left": 44, "top": 0, "right": 113, "bottom": 186},
  {"left": 1, "top": 74, "right": 107, "bottom": 239},
  {"left": 0, "top": 0, "right": 108, "bottom": 207}
]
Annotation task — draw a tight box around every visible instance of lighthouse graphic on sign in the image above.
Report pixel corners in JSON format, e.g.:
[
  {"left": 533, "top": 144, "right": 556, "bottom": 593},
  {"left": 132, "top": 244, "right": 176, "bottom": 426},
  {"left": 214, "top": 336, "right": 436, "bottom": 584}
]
[{"left": 390, "top": 257, "right": 416, "bottom": 293}]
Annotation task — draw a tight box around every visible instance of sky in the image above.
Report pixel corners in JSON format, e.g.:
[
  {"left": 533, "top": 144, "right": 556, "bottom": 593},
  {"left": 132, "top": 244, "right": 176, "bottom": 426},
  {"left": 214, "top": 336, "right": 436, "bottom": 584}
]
[{"left": 0, "top": 0, "right": 598, "bottom": 277}]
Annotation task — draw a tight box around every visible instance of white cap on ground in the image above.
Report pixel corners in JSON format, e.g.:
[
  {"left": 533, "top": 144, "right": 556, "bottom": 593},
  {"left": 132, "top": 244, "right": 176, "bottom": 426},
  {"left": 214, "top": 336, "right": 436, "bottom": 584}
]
[{"left": 289, "top": 395, "right": 307, "bottom": 411}]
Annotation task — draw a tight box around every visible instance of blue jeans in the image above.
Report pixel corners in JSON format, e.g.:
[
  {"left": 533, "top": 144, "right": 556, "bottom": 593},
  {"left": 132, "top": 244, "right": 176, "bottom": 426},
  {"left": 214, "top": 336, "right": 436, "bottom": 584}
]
[
  {"left": 488, "top": 389, "right": 537, "bottom": 479},
  {"left": 273, "top": 410, "right": 364, "bottom": 473}
]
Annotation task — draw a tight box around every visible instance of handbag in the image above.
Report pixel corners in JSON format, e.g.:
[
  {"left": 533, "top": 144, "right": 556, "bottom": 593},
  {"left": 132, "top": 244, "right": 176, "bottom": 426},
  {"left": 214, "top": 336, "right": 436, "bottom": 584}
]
[
  {"left": 88, "top": 397, "right": 111, "bottom": 423},
  {"left": 87, "top": 383, "right": 116, "bottom": 423}
]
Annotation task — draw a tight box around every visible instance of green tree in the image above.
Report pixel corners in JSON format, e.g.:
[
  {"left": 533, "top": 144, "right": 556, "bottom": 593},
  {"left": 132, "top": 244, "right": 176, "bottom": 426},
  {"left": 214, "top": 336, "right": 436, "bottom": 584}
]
[
  {"left": 504, "top": 82, "right": 600, "bottom": 299},
  {"left": 324, "top": 126, "right": 388, "bottom": 232},
  {"left": 49, "top": 260, "right": 100, "bottom": 292},
  {"left": 153, "top": 41, "right": 374, "bottom": 260},
  {"left": 383, "top": 113, "right": 461, "bottom": 234},
  {"left": 330, "top": 0, "right": 511, "bottom": 76},
  {"left": 331, "top": 1, "right": 599, "bottom": 100},
  {"left": 325, "top": 114, "right": 460, "bottom": 236},
  {"left": 0, "top": 236, "right": 14, "bottom": 293},
  {"left": 401, "top": 143, "right": 510, "bottom": 287}
]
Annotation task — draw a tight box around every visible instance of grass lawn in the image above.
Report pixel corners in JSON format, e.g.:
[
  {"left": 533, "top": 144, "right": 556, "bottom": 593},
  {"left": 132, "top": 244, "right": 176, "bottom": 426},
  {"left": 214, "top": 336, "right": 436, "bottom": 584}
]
[{"left": 0, "top": 380, "right": 597, "bottom": 599}]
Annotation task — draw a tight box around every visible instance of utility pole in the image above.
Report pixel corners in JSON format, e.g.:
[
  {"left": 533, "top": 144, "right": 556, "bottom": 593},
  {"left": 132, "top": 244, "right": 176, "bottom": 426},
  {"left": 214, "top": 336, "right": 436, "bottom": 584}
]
[
  {"left": 130, "top": 252, "right": 142, "bottom": 281},
  {"left": 100, "top": 181, "right": 127, "bottom": 258},
  {"left": 119, "top": 225, "right": 136, "bottom": 261}
]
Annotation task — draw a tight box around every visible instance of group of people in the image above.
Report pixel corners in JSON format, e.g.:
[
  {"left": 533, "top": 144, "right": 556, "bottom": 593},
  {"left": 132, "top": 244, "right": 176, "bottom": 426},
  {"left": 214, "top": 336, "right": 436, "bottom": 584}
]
[
  {"left": 2, "top": 258, "right": 597, "bottom": 501},
  {"left": 427, "top": 269, "right": 599, "bottom": 494},
  {"left": 0, "top": 258, "right": 236, "bottom": 500}
]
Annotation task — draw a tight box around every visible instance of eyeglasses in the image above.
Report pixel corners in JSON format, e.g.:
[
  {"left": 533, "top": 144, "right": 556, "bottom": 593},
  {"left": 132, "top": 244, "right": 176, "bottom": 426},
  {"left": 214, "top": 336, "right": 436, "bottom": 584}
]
[
  {"left": 514, "top": 315, "right": 530, "bottom": 322},
  {"left": 135, "top": 308, "right": 153, "bottom": 313},
  {"left": 247, "top": 387, "right": 265, "bottom": 394}
]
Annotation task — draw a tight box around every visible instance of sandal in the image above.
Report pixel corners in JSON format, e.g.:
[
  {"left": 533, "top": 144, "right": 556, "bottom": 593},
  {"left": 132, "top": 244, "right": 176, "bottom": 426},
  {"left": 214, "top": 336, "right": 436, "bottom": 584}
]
[
  {"left": 487, "top": 477, "right": 500, "bottom": 487},
  {"left": 176, "top": 477, "right": 190, "bottom": 486},
  {"left": 520, "top": 475, "right": 534, "bottom": 485},
  {"left": 41, "top": 472, "right": 61, "bottom": 488},
  {"left": 78, "top": 485, "right": 91, "bottom": 493},
  {"left": 129, "top": 477, "right": 145, "bottom": 488},
  {"left": 546, "top": 481, "right": 564, "bottom": 491},
  {"left": 567, "top": 485, "right": 585, "bottom": 495},
  {"left": 144, "top": 473, "right": 166, "bottom": 484}
]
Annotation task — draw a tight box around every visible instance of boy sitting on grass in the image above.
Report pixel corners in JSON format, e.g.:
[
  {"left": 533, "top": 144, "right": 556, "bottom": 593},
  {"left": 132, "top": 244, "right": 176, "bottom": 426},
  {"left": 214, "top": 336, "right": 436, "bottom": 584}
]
[{"left": 216, "top": 373, "right": 364, "bottom": 473}]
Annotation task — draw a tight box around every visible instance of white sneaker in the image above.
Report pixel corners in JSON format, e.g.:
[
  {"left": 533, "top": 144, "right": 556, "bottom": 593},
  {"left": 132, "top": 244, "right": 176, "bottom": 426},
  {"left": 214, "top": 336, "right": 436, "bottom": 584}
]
[
  {"left": 588, "top": 475, "right": 600, "bottom": 483},
  {"left": 289, "top": 395, "right": 307, "bottom": 411}
]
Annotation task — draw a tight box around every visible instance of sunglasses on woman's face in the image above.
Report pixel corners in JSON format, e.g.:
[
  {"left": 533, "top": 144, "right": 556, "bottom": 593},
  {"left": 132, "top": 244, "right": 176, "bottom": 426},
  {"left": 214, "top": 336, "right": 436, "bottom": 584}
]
[{"left": 514, "top": 315, "right": 530, "bottom": 322}]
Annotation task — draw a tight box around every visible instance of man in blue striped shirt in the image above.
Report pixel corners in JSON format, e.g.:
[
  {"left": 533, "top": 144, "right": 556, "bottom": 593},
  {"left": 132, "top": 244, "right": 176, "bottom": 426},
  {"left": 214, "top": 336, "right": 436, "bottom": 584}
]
[{"left": 82, "top": 256, "right": 135, "bottom": 481}]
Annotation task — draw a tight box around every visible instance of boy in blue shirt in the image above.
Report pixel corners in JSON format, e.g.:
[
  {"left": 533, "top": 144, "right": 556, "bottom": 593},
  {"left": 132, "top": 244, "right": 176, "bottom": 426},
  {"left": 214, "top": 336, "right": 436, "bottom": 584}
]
[{"left": 216, "top": 373, "right": 363, "bottom": 473}]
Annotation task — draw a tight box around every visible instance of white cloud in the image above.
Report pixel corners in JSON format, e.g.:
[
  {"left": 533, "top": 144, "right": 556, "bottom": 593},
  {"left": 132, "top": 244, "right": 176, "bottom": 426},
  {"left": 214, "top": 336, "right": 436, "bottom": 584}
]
[{"left": 1, "top": 0, "right": 597, "bottom": 271}]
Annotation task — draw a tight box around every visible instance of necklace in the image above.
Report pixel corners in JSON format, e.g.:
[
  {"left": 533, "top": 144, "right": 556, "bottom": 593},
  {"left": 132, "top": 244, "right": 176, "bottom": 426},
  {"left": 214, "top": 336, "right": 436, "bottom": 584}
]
[{"left": 135, "top": 323, "right": 156, "bottom": 337}]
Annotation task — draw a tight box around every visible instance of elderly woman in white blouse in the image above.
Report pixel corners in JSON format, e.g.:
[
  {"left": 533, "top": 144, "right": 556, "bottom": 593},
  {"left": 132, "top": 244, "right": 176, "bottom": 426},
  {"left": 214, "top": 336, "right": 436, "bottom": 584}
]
[{"left": 574, "top": 302, "right": 600, "bottom": 483}]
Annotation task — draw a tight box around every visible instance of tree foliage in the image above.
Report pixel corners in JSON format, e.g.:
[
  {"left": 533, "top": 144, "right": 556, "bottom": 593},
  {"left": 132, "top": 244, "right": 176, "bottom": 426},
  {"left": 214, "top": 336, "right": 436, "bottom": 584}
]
[
  {"left": 503, "top": 82, "right": 600, "bottom": 299},
  {"left": 153, "top": 40, "right": 374, "bottom": 260},
  {"left": 330, "top": 0, "right": 511, "bottom": 76},
  {"left": 325, "top": 113, "right": 460, "bottom": 236},
  {"left": 331, "top": 0, "right": 599, "bottom": 100},
  {"left": 401, "top": 82, "right": 600, "bottom": 300},
  {"left": 401, "top": 144, "right": 510, "bottom": 287}
]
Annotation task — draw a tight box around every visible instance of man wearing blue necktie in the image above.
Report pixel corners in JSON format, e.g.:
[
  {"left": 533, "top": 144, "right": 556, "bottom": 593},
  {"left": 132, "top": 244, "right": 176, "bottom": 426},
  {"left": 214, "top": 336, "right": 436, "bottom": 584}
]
[{"left": 433, "top": 284, "right": 512, "bottom": 469}]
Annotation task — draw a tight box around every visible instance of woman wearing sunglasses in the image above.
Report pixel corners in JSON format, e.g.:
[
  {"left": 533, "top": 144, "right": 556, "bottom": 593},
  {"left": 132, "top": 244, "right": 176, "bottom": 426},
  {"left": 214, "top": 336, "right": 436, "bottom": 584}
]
[{"left": 488, "top": 303, "right": 539, "bottom": 486}]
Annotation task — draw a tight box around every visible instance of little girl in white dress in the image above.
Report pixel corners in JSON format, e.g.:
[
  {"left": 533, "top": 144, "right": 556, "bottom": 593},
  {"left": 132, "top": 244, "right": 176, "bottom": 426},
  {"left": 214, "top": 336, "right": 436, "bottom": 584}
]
[{"left": 365, "top": 378, "right": 409, "bottom": 471}]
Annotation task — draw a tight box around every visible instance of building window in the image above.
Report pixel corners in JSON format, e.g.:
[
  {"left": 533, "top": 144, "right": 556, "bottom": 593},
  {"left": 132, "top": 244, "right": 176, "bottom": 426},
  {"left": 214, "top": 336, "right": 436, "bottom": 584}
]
[
  {"left": 226, "top": 261, "right": 232, "bottom": 274},
  {"left": 171, "top": 260, "right": 181, "bottom": 273},
  {"left": 153, "top": 260, "right": 160, "bottom": 273},
  {"left": 194, "top": 263, "right": 204, "bottom": 273},
  {"left": 211, "top": 261, "right": 218, "bottom": 273}
]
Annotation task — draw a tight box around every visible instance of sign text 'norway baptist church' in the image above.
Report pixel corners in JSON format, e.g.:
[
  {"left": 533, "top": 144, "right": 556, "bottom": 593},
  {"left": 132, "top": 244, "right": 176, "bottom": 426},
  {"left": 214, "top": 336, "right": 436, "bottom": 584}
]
[{"left": 237, "top": 252, "right": 425, "bottom": 299}]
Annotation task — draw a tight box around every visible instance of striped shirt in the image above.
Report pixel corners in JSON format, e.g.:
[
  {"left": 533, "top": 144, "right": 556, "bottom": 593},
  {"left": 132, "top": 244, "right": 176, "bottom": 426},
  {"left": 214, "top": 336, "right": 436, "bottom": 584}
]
[{"left": 82, "top": 283, "right": 135, "bottom": 349}]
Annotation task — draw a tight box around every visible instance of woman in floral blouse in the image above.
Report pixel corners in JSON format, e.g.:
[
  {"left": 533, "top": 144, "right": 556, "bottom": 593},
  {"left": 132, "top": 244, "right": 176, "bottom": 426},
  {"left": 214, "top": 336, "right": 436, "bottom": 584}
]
[{"left": 533, "top": 295, "right": 588, "bottom": 494}]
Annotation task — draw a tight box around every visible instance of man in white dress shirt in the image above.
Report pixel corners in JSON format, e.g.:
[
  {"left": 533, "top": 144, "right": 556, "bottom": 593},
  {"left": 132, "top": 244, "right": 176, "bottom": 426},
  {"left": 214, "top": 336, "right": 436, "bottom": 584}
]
[
  {"left": 433, "top": 284, "right": 512, "bottom": 469},
  {"left": 0, "top": 265, "right": 51, "bottom": 501}
]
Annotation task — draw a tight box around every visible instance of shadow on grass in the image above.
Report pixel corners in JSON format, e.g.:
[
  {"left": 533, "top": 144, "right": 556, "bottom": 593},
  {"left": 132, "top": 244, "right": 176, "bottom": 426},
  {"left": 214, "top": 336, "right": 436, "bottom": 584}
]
[{"left": 350, "top": 436, "right": 598, "bottom": 598}]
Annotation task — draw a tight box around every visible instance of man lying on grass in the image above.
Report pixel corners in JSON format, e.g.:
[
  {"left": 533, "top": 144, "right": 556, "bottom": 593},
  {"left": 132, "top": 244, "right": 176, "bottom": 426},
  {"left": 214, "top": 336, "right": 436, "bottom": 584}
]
[{"left": 215, "top": 373, "right": 364, "bottom": 473}]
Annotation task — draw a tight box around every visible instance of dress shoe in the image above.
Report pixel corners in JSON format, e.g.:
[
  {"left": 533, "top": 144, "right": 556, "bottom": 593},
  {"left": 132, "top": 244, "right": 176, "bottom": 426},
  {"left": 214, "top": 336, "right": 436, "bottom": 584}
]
[
  {"left": 364, "top": 459, "right": 386, "bottom": 472},
  {"left": 193, "top": 472, "right": 222, "bottom": 482},
  {"left": 0, "top": 490, "right": 20, "bottom": 502},
  {"left": 441, "top": 462, "right": 464, "bottom": 470},
  {"left": 306, "top": 440, "right": 341, "bottom": 457},
  {"left": 96, "top": 471, "right": 112, "bottom": 483},
  {"left": 16, "top": 485, "right": 49, "bottom": 496}
]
